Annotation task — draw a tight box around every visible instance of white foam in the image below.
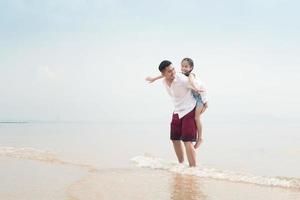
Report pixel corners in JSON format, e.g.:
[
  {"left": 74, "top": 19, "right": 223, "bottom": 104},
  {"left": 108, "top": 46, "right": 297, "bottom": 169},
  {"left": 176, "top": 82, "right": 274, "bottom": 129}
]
[
  {"left": 131, "top": 154, "right": 300, "bottom": 189},
  {"left": 0, "top": 146, "right": 97, "bottom": 172},
  {"left": 0, "top": 146, "right": 61, "bottom": 162}
]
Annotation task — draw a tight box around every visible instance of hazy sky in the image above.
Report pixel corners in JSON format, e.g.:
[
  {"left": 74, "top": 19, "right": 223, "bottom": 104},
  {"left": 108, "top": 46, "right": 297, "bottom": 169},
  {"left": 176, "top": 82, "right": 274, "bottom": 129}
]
[{"left": 1, "top": 0, "right": 299, "bottom": 123}]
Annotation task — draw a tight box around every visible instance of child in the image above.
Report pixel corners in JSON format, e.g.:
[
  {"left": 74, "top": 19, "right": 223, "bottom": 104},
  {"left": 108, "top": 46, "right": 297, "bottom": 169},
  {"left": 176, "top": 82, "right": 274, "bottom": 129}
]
[{"left": 145, "top": 58, "right": 208, "bottom": 149}]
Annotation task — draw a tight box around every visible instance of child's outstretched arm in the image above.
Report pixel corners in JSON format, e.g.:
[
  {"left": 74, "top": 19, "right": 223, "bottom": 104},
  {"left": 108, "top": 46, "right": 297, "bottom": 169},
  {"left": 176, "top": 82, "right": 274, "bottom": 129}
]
[{"left": 145, "top": 75, "right": 163, "bottom": 83}]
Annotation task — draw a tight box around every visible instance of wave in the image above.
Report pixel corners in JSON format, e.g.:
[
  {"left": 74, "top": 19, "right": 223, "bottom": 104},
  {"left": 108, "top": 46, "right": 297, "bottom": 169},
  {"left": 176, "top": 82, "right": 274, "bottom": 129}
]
[
  {"left": 131, "top": 154, "right": 300, "bottom": 190},
  {"left": 0, "top": 146, "right": 97, "bottom": 172}
]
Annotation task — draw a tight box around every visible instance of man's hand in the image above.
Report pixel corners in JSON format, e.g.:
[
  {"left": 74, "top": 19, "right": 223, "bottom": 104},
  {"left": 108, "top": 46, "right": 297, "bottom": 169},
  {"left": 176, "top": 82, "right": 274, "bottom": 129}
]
[
  {"left": 196, "top": 89, "right": 205, "bottom": 94},
  {"left": 194, "top": 138, "right": 203, "bottom": 149},
  {"left": 203, "top": 102, "right": 208, "bottom": 109}
]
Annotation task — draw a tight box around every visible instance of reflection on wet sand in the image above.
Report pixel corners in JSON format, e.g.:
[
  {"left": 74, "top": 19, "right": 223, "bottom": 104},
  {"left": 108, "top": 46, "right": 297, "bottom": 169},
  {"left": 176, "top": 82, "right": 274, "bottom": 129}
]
[{"left": 170, "top": 174, "right": 207, "bottom": 200}]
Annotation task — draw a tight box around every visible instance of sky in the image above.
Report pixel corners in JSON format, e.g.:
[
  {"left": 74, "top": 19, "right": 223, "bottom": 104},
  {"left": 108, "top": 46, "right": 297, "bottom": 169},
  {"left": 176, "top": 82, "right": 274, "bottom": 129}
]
[{"left": 0, "top": 0, "right": 299, "bottom": 123}]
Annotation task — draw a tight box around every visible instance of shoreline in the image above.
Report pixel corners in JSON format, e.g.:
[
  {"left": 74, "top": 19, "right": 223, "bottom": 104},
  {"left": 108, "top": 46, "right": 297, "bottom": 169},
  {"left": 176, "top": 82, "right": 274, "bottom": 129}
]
[{"left": 1, "top": 153, "right": 300, "bottom": 200}]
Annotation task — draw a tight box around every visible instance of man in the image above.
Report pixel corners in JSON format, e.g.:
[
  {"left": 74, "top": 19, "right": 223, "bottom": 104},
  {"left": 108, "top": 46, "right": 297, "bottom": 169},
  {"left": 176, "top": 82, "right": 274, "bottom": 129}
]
[{"left": 158, "top": 60, "right": 198, "bottom": 167}]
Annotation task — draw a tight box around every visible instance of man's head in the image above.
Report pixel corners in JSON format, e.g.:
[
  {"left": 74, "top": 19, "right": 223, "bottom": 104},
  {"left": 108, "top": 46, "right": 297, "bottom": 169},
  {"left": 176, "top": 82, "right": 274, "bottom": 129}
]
[{"left": 159, "top": 60, "right": 175, "bottom": 80}]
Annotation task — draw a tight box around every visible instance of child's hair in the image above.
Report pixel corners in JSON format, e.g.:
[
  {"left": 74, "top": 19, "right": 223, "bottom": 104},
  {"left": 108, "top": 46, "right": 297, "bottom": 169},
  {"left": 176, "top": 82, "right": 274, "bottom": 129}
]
[
  {"left": 181, "top": 58, "right": 194, "bottom": 76},
  {"left": 158, "top": 60, "right": 172, "bottom": 72}
]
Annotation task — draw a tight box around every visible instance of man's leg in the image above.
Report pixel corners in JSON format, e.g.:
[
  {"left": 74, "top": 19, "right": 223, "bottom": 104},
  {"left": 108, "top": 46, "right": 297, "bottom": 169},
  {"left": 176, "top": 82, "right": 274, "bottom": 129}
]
[
  {"left": 172, "top": 140, "right": 184, "bottom": 163},
  {"left": 181, "top": 108, "right": 198, "bottom": 167},
  {"left": 170, "top": 113, "right": 184, "bottom": 164},
  {"left": 184, "top": 142, "right": 196, "bottom": 167}
]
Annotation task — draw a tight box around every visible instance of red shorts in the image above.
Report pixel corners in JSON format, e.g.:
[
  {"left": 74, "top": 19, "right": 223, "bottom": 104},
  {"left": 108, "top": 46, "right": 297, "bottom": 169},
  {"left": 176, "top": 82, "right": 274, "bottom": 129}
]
[{"left": 170, "top": 108, "right": 197, "bottom": 142}]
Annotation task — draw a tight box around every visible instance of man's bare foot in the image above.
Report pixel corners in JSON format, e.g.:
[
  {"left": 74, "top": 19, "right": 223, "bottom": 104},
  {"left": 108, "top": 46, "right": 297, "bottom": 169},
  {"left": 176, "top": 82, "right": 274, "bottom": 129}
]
[{"left": 194, "top": 139, "right": 203, "bottom": 149}]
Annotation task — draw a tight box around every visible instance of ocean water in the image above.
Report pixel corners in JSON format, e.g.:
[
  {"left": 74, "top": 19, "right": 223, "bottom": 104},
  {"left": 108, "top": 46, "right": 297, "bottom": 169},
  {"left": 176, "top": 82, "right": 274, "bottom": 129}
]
[{"left": 0, "top": 122, "right": 300, "bottom": 199}]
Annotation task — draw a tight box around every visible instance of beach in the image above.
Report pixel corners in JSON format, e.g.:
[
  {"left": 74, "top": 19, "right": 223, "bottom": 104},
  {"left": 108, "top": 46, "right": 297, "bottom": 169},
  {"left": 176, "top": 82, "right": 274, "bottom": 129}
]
[
  {"left": 2, "top": 0, "right": 300, "bottom": 199},
  {"left": 0, "top": 122, "right": 300, "bottom": 200}
]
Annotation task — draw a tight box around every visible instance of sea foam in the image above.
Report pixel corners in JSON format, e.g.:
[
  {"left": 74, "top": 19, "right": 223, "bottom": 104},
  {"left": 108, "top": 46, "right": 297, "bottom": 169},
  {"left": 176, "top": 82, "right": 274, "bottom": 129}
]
[{"left": 131, "top": 154, "right": 300, "bottom": 190}]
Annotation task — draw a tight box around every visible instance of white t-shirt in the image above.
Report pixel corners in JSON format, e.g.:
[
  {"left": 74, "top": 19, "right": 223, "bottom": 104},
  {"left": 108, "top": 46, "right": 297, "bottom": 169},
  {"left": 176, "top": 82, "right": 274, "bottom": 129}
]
[{"left": 163, "top": 73, "right": 196, "bottom": 118}]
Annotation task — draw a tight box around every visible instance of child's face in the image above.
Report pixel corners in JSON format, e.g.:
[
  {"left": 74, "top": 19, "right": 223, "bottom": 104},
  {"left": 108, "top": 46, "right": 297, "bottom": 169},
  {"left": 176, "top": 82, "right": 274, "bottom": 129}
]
[{"left": 181, "top": 60, "right": 192, "bottom": 74}]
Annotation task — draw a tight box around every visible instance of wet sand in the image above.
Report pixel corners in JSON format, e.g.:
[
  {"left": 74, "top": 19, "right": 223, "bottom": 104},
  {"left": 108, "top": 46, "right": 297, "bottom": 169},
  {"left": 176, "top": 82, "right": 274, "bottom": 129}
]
[
  {"left": 1, "top": 156, "right": 300, "bottom": 200},
  {"left": 67, "top": 168, "right": 300, "bottom": 200},
  {"left": 0, "top": 157, "right": 87, "bottom": 200}
]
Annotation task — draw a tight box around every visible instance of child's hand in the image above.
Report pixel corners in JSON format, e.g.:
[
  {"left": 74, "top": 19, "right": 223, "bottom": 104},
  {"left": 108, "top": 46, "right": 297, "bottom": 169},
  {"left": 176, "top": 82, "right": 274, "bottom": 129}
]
[
  {"left": 145, "top": 76, "right": 156, "bottom": 83},
  {"left": 196, "top": 89, "right": 205, "bottom": 94}
]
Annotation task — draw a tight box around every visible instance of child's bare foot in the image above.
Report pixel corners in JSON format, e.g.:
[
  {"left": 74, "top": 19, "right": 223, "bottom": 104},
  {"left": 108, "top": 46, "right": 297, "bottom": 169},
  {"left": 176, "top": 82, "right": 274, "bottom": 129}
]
[{"left": 194, "top": 138, "right": 203, "bottom": 149}]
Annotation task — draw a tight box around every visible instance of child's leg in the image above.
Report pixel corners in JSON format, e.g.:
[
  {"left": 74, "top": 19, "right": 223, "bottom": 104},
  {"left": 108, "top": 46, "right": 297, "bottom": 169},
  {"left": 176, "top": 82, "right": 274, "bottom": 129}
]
[{"left": 194, "top": 105, "right": 204, "bottom": 149}]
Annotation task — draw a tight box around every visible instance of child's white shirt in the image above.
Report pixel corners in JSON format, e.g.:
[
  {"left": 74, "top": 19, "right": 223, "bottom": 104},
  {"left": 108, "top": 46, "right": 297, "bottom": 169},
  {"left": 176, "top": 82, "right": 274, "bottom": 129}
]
[{"left": 193, "top": 77, "right": 208, "bottom": 103}]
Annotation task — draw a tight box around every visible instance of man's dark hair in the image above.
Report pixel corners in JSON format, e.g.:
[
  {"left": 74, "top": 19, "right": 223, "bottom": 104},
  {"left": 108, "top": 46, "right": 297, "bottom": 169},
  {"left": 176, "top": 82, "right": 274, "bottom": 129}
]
[{"left": 158, "top": 60, "right": 172, "bottom": 72}]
